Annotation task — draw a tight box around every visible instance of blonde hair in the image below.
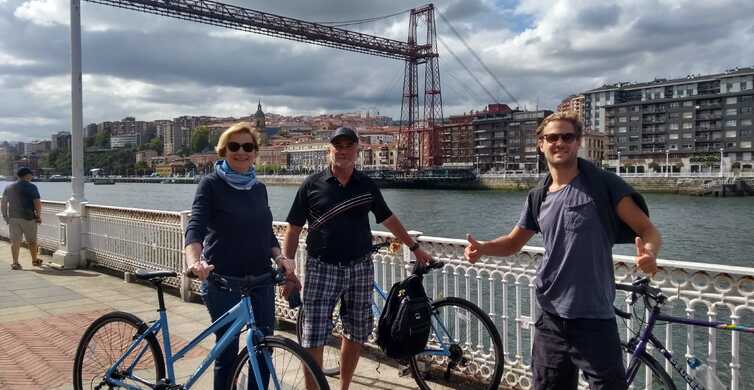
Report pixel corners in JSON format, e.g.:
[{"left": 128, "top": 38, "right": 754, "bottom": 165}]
[
  {"left": 535, "top": 112, "right": 583, "bottom": 137},
  {"left": 215, "top": 122, "right": 261, "bottom": 157}
]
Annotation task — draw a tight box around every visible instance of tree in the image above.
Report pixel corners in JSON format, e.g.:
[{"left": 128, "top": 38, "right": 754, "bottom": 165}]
[
  {"left": 140, "top": 137, "right": 163, "bottom": 155},
  {"left": 94, "top": 130, "right": 110, "bottom": 149},
  {"left": 134, "top": 161, "right": 151, "bottom": 175},
  {"left": 191, "top": 126, "right": 210, "bottom": 153}
]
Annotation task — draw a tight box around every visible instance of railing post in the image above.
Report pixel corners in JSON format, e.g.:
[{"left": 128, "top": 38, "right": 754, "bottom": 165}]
[
  {"left": 51, "top": 202, "right": 87, "bottom": 269},
  {"left": 178, "top": 210, "right": 192, "bottom": 302}
]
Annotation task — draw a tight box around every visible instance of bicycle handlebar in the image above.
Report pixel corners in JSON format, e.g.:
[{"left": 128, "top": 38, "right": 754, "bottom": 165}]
[{"left": 185, "top": 269, "right": 286, "bottom": 291}]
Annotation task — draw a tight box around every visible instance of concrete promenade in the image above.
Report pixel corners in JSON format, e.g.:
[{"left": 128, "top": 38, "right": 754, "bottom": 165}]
[{"left": 0, "top": 241, "right": 418, "bottom": 390}]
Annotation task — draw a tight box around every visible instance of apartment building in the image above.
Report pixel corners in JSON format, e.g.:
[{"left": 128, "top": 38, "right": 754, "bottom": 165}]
[
  {"left": 472, "top": 109, "right": 552, "bottom": 173},
  {"left": 583, "top": 68, "right": 754, "bottom": 166}
]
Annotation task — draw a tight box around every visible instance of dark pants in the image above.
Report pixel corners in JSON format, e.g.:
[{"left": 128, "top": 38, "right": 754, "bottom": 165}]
[
  {"left": 532, "top": 310, "right": 627, "bottom": 390},
  {"left": 202, "top": 281, "right": 275, "bottom": 390}
]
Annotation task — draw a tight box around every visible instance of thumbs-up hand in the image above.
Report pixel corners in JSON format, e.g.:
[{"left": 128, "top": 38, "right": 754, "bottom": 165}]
[
  {"left": 635, "top": 236, "right": 658, "bottom": 275},
  {"left": 465, "top": 234, "right": 484, "bottom": 264}
]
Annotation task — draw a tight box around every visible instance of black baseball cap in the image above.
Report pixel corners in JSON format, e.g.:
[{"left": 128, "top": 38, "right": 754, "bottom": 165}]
[
  {"left": 329, "top": 127, "right": 359, "bottom": 144},
  {"left": 16, "top": 167, "right": 33, "bottom": 177}
]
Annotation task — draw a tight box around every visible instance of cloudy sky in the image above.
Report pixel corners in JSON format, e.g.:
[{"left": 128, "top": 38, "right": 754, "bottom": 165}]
[{"left": 2, "top": 0, "right": 754, "bottom": 142}]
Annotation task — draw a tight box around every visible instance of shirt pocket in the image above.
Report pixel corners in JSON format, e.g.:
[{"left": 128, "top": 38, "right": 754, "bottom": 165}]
[{"left": 564, "top": 200, "right": 597, "bottom": 232}]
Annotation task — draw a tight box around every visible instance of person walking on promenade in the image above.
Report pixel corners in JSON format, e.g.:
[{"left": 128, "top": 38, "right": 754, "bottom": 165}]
[
  {"left": 283, "top": 127, "right": 433, "bottom": 390},
  {"left": 184, "top": 123, "right": 295, "bottom": 389},
  {"left": 464, "top": 112, "right": 661, "bottom": 390},
  {"left": 2, "top": 167, "right": 42, "bottom": 270}
]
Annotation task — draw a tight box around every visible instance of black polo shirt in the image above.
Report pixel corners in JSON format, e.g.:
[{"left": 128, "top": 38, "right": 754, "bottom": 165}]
[{"left": 286, "top": 168, "right": 392, "bottom": 264}]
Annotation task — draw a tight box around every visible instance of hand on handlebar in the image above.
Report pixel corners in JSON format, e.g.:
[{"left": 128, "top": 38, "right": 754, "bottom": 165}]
[
  {"left": 412, "top": 247, "right": 433, "bottom": 266},
  {"left": 187, "top": 259, "right": 214, "bottom": 281}
]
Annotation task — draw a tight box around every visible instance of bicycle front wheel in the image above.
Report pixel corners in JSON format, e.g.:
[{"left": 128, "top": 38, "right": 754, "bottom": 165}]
[
  {"left": 229, "top": 336, "right": 330, "bottom": 389},
  {"left": 72, "top": 311, "right": 165, "bottom": 390},
  {"left": 409, "top": 297, "right": 504, "bottom": 390},
  {"left": 623, "top": 343, "right": 676, "bottom": 389}
]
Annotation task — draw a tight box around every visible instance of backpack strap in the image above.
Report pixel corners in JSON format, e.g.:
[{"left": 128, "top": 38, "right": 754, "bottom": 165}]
[{"left": 529, "top": 173, "right": 551, "bottom": 233}]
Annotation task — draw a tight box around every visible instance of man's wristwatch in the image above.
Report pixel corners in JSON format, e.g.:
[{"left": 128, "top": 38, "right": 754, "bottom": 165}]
[{"left": 408, "top": 242, "right": 420, "bottom": 252}]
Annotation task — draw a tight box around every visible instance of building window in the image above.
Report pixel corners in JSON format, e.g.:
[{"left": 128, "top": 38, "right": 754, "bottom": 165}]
[
  {"left": 742, "top": 119, "right": 752, "bottom": 126},
  {"left": 727, "top": 97, "right": 738, "bottom": 104},
  {"left": 686, "top": 88, "right": 694, "bottom": 96},
  {"left": 619, "top": 117, "right": 628, "bottom": 123},
  {"left": 741, "top": 129, "right": 752, "bottom": 137},
  {"left": 669, "top": 123, "right": 679, "bottom": 130},
  {"left": 669, "top": 133, "right": 679, "bottom": 140},
  {"left": 670, "top": 102, "right": 680, "bottom": 108},
  {"left": 683, "top": 112, "right": 694, "bottom": 119},
  {"left": 740, "top": 107, "right": 752, "bottom": 113},
  {"left": 630, "top": 116, "right": 640, "bottom": 121},
  {"left": 632, "top": 106, "right": 640, "bottom": 112},
  {"left": 725, "top": 108, "right": 737, "bottom": 116},
  {"left": 741, "top": 82, "right": 748, "bottom": 90},
  {"left": 726, "top": 130, "right": 737, "bottom": 138},
  {"left": 682, "top": 133, "right": 693, "bottom": 139},
  {"left": 726, "top": 120, "right": 737, "bottom": 127},
  {"left": 742, "top": 141, "right": 752, "bottom": 148},
  {"left": 683, "top": 101, "right": 694, "bottom": 107},
  {"left": 727, "top": 82, "right": 733, "bottom": 91},
  {"left": 683, "top": 122, "right": 693, "bottom": 129},
  {"left": 713, "top": 132, "right": 722, "bottom": 140},
  {"left": 618, "top": 126, "right": 627, "bottom": 133},
  {"left": 669, "top": 144, "right": 678, "bottom": 150}
]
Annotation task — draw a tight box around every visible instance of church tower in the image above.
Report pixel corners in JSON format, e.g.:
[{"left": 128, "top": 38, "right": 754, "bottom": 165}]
[{"left": 254, "top": 100, "right": 266, "bottom": 129}]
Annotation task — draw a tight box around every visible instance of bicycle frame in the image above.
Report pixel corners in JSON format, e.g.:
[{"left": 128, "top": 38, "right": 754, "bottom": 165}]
[
  {"left": 103, "top": 294, "right": 276, "bottom": 389},
  {"left": 625, "top": 302, "right": 754, "bottom": 388}
]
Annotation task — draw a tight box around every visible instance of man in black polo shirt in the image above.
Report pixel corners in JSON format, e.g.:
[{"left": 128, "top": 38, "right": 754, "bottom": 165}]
[{"left": 284, "top": 127, "right": 432, "bottom": 390}]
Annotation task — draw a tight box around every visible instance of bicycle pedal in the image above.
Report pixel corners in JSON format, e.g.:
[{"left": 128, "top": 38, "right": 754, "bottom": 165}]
[{"left": 398, "top": 364, "right": 411, "bottom": 377}]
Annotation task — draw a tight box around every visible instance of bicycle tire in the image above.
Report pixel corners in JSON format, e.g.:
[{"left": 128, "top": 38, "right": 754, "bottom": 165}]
[
  {"left": 409, "top": 297, "right": 504, "bottom": 390},
  {"left": 72, "top": 311, "right": 165, "bottom": 390},
  {"left": 622, "top": 343, "right": 676, "bottom": 390},
  {"left": 228, "top": 336, "right": 330, "bottom": 389},
  {"left": 296, "top": 307, "right": 342, "bottom": 376}
]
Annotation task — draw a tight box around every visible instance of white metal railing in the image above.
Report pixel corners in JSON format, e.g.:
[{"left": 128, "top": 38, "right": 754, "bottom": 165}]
[{"left": 0, "top": 202, "right": 751, "bottom": 389}]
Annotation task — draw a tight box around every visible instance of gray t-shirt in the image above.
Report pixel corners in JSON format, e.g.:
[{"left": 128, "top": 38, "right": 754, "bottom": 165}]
[{"left": 517, "top": 174, "right": 616, "bottom": 319}]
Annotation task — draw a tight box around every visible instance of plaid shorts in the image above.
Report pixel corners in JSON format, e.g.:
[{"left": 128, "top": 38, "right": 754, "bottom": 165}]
[{"left": 300, "top": 255, "right": 374, "bottom": 348}]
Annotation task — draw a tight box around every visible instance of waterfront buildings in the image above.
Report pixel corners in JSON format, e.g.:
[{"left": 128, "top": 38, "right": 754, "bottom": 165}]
[
  {"left": 51, "top": 131, "right": 71, "bottom": 151},
  {"left": 473, "top": 109, "right": 552, "bottom": 173},
  {"left": 582, "top": 67, "right": 754, "bottom": 172},
  {"left": 283, "top": 142, "right": 329, "bottom": 173}
]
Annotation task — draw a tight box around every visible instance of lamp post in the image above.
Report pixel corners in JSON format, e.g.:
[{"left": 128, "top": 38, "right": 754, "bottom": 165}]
[
  {"left": 665, "top": 149, "right": 670, "bottom": 178},
  {"left": 720, "top": 147, "right": 724, "bottom": 177},
  {"left": 617, "top": 151, "right": 622, "bottom": 176}
]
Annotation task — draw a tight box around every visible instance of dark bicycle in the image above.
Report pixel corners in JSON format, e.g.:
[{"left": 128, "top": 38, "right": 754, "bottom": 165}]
[{"left": 616, "top": 277, "right": 754, "bottom": 389}]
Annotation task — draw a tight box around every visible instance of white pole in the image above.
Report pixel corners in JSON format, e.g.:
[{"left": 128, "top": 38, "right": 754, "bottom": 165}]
[
  {"left": 665, "top": 150, "right": 669, "bottom": 178},
  {"left": 67, "top": 0, "right": 85, "bottom": 212},
  {"left": 52, "top": 0, "right": 85, "bottom": 269}
]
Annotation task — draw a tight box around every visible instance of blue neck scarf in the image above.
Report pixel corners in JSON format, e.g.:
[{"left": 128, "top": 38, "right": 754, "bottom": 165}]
[{"left": 215, "top": 160, "right": 257, "bottom": 190}]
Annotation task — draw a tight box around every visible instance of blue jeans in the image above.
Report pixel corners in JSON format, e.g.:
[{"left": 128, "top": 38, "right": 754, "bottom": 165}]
[{"left": 201, "top": 280, "right": 275, "bottom": 390}]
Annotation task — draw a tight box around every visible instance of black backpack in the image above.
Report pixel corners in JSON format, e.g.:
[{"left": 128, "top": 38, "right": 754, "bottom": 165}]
[{"left": 376, "top": 274, "right": 432, "bottom": 359}]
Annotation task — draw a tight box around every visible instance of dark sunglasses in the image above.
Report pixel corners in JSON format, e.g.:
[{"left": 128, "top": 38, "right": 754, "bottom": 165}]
[
  {"left": 539, "top": 133, "right": 578, "bottom": 144},
  {"left": 227, "top": 142, "right": 257, "bottom": 152}
]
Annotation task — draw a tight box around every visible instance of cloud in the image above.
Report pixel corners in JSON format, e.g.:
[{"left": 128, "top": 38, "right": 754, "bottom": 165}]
[{"left": 2, "top": 0, "right": 754, "bottom": 141}]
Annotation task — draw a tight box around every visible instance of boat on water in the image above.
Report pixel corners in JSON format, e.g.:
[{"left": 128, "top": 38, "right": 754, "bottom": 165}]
[{"left": 92, "top": 178, "right": 116, "bottom": 185}]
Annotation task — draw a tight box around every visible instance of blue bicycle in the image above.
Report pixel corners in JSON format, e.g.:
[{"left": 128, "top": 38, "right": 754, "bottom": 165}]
[
  {"left": 72, "top": 269, "right": 329, "bottom": 389},
  {"left": 296, "top": 241, "right": 504, "bottom": 390}
]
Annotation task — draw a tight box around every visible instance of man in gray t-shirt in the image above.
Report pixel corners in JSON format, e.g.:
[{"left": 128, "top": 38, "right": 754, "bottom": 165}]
[
  {"left": 2, "top": 167, "right": 43, "bottom": 270},
  {"left": 464, "top": 112, "right": 661, "bottom": 390}
]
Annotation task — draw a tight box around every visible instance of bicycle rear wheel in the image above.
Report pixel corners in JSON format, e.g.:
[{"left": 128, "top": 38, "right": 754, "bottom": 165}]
[
  {"left": 409, "top": 297, "right": 504, "bottom": 390},
  {"left": 296, "top": 306, "right": 342, "bottom": 376},
  {"left": 72, "top": 311, "right": 165, "bottom": 390},
  {"left": 623, "top": 343, "right": 676, "bottom": 389},
  {"left": 229, "top": 336, "right": 330, "bottom": 389}
]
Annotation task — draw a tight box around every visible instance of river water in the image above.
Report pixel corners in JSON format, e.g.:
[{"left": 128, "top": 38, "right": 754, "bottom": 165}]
[{"left": 4, "top": 180, "right": 752, "bottom": 267}]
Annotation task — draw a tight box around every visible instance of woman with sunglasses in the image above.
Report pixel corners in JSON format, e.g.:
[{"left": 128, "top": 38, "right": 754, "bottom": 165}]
[{"left": 184, "top": 122, "right": 297, "bottom": 389}]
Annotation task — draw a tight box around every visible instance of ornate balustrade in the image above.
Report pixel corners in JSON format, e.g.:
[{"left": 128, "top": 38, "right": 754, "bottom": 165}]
[{"left": 0, "top": 201, "right": 751, "bottom": 389}]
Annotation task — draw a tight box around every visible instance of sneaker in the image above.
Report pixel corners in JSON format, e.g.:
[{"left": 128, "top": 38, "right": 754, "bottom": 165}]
[
  {"left": 10, "top": 263, "right": 22, "bottom": 270},
  {"left": 32, "top": 259, "right": 42, "bottom": 267}
]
